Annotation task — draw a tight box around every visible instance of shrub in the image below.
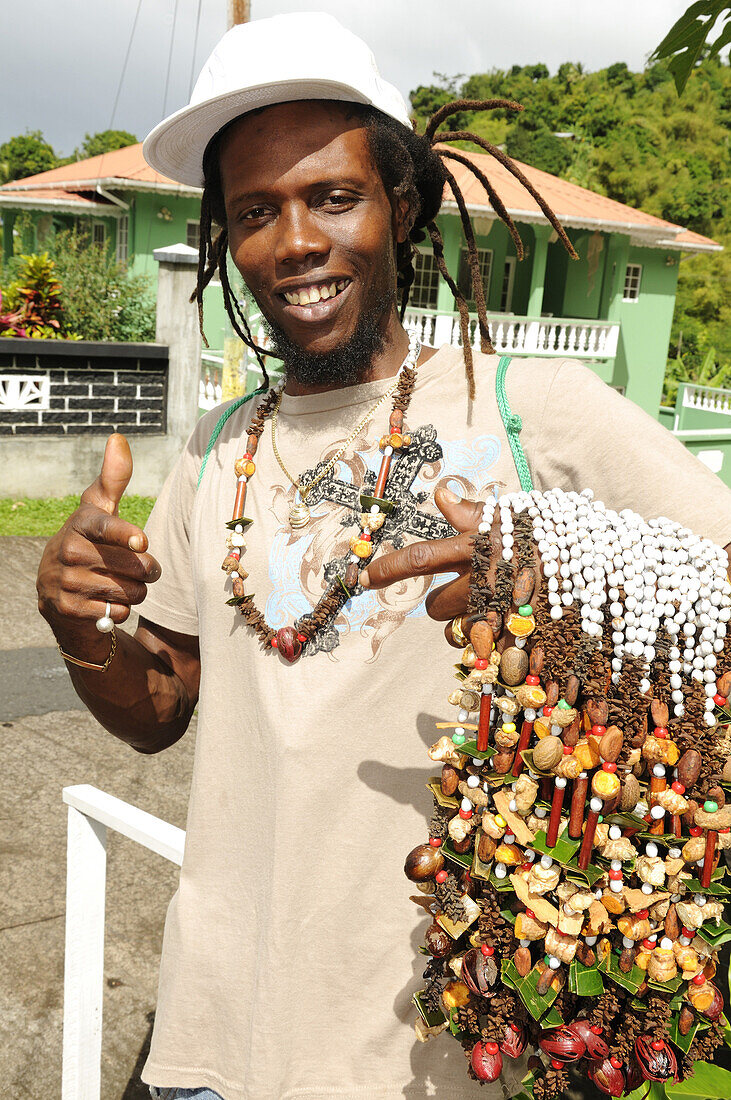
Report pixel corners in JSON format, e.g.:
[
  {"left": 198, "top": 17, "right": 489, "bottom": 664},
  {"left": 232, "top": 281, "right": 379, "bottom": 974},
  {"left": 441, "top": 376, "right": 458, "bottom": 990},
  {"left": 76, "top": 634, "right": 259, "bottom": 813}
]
[{"left": 0, "top": 252, "right": 67, "bottom": 338}]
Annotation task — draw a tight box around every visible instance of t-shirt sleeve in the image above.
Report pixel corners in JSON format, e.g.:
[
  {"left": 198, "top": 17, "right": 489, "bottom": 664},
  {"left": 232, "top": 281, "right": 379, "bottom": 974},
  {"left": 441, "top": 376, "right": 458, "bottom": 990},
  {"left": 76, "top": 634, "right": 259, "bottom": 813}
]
[
  {"left": 533, "top": 359, "right": 731, "bottom": 549},
  {"left": 136, "top": 421, "right": 208, "bottom": 637}
]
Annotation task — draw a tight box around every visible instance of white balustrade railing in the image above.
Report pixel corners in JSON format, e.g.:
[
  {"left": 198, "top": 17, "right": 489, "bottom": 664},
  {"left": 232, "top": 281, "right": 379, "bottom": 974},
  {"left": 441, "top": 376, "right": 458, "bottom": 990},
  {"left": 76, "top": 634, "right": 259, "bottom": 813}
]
[
  {"left": 681, "top": 383, "right": 731, "bottom": 417},
  {"left": 61, "top": 785, "right": 185, "bottom": 1100},
  {"left": 404, "top": 308, "right": 619, "bottom": 359}
]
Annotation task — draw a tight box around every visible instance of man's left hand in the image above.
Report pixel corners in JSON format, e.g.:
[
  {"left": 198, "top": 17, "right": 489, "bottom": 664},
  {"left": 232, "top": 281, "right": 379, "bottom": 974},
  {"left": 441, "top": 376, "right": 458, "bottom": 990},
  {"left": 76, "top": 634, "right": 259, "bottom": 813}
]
[{"left": 359, "top": 487, "right": 486, "bottom": 621}]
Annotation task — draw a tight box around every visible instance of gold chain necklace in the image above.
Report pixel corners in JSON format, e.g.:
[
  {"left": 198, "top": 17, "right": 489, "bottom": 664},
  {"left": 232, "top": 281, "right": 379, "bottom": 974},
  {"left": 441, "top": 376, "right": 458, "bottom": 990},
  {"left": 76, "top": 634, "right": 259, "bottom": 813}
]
[{"left": 270, "top": 378, "right": 401, "bottom": 528}]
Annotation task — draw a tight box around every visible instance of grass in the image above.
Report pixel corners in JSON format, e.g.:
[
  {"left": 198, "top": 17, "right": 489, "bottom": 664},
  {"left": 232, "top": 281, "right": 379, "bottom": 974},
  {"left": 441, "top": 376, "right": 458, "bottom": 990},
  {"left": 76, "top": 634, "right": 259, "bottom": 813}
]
[{"left": 0, "top": 495, "right": 156, "bottom": 536}]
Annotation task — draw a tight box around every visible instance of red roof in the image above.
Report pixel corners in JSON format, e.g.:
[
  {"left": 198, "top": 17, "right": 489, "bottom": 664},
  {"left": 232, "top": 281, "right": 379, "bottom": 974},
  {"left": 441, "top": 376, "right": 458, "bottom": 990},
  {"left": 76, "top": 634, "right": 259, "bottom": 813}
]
[{"left": 0, "top": 141, "right": 721, "bottom": 252}]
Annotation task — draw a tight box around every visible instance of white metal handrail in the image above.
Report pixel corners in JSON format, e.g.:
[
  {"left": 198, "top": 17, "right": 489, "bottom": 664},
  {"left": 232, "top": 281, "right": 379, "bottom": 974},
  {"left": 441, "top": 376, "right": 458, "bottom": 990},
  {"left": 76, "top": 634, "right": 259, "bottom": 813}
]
[
  {"left": 681, "top": 382, "right": 731, "bottom": 417},
  {"left": 61, "top": 784, "right": 185, "bottom": 1100}
]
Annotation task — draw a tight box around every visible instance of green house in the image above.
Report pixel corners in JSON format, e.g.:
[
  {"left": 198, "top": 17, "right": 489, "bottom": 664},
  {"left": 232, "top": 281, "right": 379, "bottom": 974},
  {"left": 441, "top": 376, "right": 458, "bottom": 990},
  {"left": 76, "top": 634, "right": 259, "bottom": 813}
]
[{"left": 0, "top": 141, "right": 722, "bottom": 421}]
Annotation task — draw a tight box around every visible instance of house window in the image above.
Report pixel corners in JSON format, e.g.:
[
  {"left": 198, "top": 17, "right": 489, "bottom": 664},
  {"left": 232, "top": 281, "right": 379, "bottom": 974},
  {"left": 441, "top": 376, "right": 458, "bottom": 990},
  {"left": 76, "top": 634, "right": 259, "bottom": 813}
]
[
  {"left": 499, "top": 257, "right": 516, "bottom": 313},
  {"left": 410, "top": 250, "right": 440, "bottom": 309},
  {"left": 92, "top": 222, "right": 106, "bottom": 247},
  {"left": 187, "top": 220, "right": 201, "bottom": 250},
  {"left": 457, "top": 247, "right": 493, "bottom": 309},
  {"left": 116, "top": 215, "right": 129, "bottom": 265},
  {"left": 623, "top": 263, "right": 642, "bottom": 301}
]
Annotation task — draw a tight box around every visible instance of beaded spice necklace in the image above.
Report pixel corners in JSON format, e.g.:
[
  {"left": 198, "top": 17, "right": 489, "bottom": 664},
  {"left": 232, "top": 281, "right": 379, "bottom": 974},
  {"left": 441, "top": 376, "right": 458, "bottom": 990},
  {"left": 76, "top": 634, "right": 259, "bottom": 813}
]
[{"left": 220, "top": 333, "right": 421, "bottom": 663}]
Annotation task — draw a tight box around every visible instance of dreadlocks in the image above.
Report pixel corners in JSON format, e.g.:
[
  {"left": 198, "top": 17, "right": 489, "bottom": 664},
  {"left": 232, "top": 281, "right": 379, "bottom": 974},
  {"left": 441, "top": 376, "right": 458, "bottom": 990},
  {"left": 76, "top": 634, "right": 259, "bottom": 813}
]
[{"left": 191, "top": 97, "right": 578, "bottom": 398}]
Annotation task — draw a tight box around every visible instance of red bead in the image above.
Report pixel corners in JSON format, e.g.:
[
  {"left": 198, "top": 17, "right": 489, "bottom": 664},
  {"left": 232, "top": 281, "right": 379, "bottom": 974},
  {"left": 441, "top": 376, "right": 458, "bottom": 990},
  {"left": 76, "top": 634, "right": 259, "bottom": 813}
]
[
  {"left": 481, "top": 944, "right": 495, "bottom": 957},
  {"left": 363, "top": 531, "right": 371, "bottom": 541},
  {"left": 671, "top": 781, "right": 685, "bottom": 793},
  {"left": 459, "top": 808, "right": 472, "bottom": 819},
  {"left": 243, "top": 451, "right": 253, "bottom": 460},
  {"left": 435, "top": 870, "right": 448, "bottom": 884},
  {"left": 485, "top": 1042, "right": 499, "bottom": 1055},
  {"left": 525, "top": 909, "right": 535, "bottom": 919},
  {"left": 429, "top": 837, "right": 442, "bottom": 848},
  {"left": 543, "top": 706, "right": 554, "bottom": 716},
  {"left": 591, "top": 725, "right": 607, "bottom": 737},
  {"left": 642, "top": 939, "right": 655, "bottom": 950},
  {"left": 510, "top": 1022, "right": 521, "bottom": 1033},
  {"left": 602, "top": 761, "right": 617, "bottom": 773},
  {"left": 637, "top": 909, "right": 649, "bottom": 919},
  {"left": 526, "top": 674, "right": 540, "bottom": 685},
  {"left": 271, "top": 638, "right": 278, "bottom": 648},
  {"left": 520, "top": 862, "right": 532, "bottom": 871},
  {"left": 551, "top": 1059, "right": 565, "bottom": 1070},
  {"left": 721, "top": 827, "right": 731, "bottom": 834},
  {"left": 692, "top": 973, "right": 705, "bottom": 985},
  {"left": 591, "top": 1025, "right": 603, "bottom": 1035},
  {"left": 654, "top": 727, "right": 668, "bottom": 739},
  {"left": 474, "top": 658, "right": 489, "bottom": 669},
  {"left": 563, "top": 744, "right": 574, "bottom": 755},
  {"left": 714, "top": 694, "right": 727, "bottom": 707},
  {"left": 681, "top": 926, "right": 695, "bottom": 938},
  {"left": 651, "top": 1040, "right": 664, "bottom": 1051},
  {"left": 609, "top": 868, "right": 623, "bottom": 881},
  {"left": 610, "top": 1056, "right": 623, "bottom": 1069},
  {"left": 690, "top": 826, "right": 703, "bottom": 836}
]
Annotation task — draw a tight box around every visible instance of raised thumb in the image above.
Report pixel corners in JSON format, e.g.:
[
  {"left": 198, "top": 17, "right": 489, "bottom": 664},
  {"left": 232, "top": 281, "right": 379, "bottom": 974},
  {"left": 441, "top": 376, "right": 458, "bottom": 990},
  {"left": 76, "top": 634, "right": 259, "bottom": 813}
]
[{"left": 98, "top": 433, "right": 133, "bottom": 515}]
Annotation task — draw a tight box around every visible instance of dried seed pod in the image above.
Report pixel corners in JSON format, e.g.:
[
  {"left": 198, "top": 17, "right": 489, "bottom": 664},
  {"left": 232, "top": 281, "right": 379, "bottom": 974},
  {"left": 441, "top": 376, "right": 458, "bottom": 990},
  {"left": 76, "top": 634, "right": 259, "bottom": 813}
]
[
  {"left": 568, "top": 1019, "right": 609, "bottom": 1060},
  {"left": 499, "top": 646, "right": 529, "bottom": 686},
  {"left": 424, "top": 922, "right": 452, "bottom": 957},
  {"left": 545, "top": 680, "right": 560, "bottom": 707},
  {"left": 513, "top": 946, "right": 532, "bottom": 977},
  {"left": 462, "top": 947, "right": 498, "bottom": 996},
  {"left": 536, "top": 964, "right": 556, "bottom": 996},
  {"left": 650, "top": 698, "right": 669, "bottom": 727},
  {"left": 500, "top": 1021, "right": 527, "bottom": 1059},
  {"left": 512, "top": 566, "right": 536, "bottom": 606},
  {"left": 585, "top": 698, "right": 609, "bottom": 726},
  {"left": 563, "top": 716, "right": 581, "bottom": 747},
  {"left": 441, "top": 764, "right": 459, "bottom": 797},
  {"left": 477, "top": 832, "right": 496, "bottom": 862},
  {"left": 678, "top": 1005, "right": 695, "bottom": 1036},
  {"left": 404, "top": 844, "right": 444, "bottom": 882},
  {"left": 599, "top": 726, "right": 623, "bottom": 763},
  {"left": 717, "top": 669, "right": 731, "bottom": 696},
  {"left": 676, "top": 749, "right": 702, "bottom": 789},
  {"left": 275, "top": 626, "right": 302, "bottom": 663},
  {"left": 634, "top": 1036, "right": 679, "bottom": 1084},
  {"left": 492, "top": 751, "right": 515, "bottom": 774},
  {"left": 453, "top": 833, "right": 474, "bottom": 853},
  {"left": 532, "top": 736, "right": 563, "bottom": 771},
  {"left": 469, "top": 619, "right": 494, "bottom": 659},
  {"left": 470, "top": 1040, "right": 503, "bottom": 1082},
  {"left": 529, "top": 645, "right": 545, "bottom": 676},
  {"left": 564, "top": 674, "right": 580, "bottom": 706},
  {"left": 707, "top": 784, "right": 726, "bottom": 809},
  {"left": 588, "top": 1057, "right": 626, "bottom": 1097},
  {"left": 619, "top": 773, "right": 641, "bottom": 812},
  {"left": 664, "top": 904, "right": 680, "bottom": 941},
  {"left": 539, "top": 1026, "right": 586, "bottom": 1063}
]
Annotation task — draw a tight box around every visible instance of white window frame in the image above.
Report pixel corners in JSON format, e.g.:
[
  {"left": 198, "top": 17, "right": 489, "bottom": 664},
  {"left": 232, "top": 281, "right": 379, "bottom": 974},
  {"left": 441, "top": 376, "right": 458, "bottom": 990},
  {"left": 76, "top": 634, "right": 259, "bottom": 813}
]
[
  {"left": 500, "top": 256, "right": 516, "bottom": 313},
  {"left": 92, "top": 222, "right": 106, "bottom": 247},
  {"left": 457, "top": 247, "right": 493, "bottom": 309},
  {"left": 186, "top": 220, "right": 201, "bottom": 250},
  {"left": 115, "top": 214, "right": 129, "bottom": 265},
  {"left": 411, "top": 249, "right": 440, "bottom": 310},
  {"left": 623, "top": 263, "right": 642, "bottom": 302}
]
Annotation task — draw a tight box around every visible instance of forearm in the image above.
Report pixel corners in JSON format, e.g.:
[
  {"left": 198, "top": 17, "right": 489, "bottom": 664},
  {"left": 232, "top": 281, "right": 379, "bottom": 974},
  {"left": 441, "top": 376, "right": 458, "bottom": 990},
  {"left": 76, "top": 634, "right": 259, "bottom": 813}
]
[{"left": 58, "top": 623, "right": 195, "bottom": 753}]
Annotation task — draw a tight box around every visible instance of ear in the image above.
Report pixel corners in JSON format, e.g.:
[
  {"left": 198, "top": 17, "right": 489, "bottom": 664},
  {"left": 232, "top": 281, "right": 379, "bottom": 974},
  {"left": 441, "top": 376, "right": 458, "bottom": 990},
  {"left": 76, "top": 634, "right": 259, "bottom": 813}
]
[{"left": 392, "top": 192, "right": 413, "bottom": 245}]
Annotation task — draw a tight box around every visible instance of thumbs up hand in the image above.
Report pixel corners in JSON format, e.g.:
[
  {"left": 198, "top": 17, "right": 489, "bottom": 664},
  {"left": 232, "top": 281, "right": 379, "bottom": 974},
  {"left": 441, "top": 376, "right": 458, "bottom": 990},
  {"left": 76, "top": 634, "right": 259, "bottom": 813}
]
[{"left": 37, "top": 433, "right": 162, "bottom": 640}]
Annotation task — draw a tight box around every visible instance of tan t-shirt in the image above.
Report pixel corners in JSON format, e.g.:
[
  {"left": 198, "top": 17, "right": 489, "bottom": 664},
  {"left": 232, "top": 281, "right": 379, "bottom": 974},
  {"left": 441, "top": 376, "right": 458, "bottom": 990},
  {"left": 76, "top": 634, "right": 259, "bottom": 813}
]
[{"left": 140, "top": 347, "right": 731, "bottom": 1099}]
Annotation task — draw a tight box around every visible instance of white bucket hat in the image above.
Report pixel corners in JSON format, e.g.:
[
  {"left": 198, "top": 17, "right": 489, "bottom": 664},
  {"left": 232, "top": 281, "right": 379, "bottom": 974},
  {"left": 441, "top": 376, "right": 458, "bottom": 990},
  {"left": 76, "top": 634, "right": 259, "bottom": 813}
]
[{"left": 143, "top": 11, "right": 412, "bottom": 188}]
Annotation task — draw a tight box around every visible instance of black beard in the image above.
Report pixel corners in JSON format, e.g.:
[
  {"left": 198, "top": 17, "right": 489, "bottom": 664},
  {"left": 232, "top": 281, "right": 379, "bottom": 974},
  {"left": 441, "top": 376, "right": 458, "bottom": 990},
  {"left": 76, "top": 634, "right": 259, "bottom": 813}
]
[{"left": 263, "top": 294, "right": 392, "bottom": 388}]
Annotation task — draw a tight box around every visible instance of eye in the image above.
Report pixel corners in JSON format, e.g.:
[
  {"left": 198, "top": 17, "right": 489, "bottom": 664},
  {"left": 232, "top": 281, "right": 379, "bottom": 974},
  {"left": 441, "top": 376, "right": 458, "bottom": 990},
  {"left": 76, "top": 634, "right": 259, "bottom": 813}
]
[
  {"left": 319, "top": 192, "right": 358, "bottom": 210},
  {"left": 240, "top": 204, "right": 271, "bottom": 222}
]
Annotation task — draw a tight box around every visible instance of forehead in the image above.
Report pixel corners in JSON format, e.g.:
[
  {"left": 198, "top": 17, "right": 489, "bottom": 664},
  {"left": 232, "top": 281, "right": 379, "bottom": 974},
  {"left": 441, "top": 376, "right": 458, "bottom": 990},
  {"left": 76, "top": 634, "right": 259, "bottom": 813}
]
[{"left": 218, "top": 100, "right": 378, "bottom": 193}]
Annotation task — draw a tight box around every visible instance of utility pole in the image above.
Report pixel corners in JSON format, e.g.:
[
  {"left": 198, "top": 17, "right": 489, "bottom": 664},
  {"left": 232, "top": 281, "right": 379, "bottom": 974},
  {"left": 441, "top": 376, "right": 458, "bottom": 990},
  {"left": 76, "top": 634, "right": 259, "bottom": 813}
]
[
  {"left": 221, "top": 0, "right": 252, "bottom": 400},
  {"left": 228, "top": 0, "right": 250, "bottom": 27}
]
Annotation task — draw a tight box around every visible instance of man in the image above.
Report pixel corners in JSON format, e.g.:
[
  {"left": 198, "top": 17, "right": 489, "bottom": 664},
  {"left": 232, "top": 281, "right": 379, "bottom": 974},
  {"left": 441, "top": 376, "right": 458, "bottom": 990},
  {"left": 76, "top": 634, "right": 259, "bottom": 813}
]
[{"left": 37, "top": 14, "right": 731, "bottom": 1100}]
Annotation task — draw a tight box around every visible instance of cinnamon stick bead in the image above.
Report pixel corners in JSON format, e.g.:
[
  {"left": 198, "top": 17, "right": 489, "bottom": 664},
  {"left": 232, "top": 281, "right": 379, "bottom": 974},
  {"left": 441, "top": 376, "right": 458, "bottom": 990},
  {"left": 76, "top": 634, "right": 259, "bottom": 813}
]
[
  {"left": 578, "top": 797, "right": 603, "bottom": 871},
  {"left": 648, "top": 765, "right": 668, "bottom": 836},
  {"left": 373, "top": 454, "right": 392, "bottom": 500},
  {"left": 511, "top": 718, "right": 534, "bottom": 777},
  {"left": 231, "top": 478, "right": 247, "bottom": 522},
  {"left": 546, "top": 777, "right": 567, "bottom": 848},
  {"left": 568, "top": 772, "right": 589, "bottom": 839},
  {"left": 477, "top": 690, "right": 492, "bottom": 753},
  {"left": 701, "top": 829, "right": 718, "bottom": 889}
]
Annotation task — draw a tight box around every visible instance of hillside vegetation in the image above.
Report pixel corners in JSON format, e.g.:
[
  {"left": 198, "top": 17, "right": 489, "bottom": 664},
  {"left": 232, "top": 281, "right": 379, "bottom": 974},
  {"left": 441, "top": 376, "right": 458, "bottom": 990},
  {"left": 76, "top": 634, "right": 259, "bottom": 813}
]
[{"left": 410, "top": 59, "right": 731, "bottom": 394}]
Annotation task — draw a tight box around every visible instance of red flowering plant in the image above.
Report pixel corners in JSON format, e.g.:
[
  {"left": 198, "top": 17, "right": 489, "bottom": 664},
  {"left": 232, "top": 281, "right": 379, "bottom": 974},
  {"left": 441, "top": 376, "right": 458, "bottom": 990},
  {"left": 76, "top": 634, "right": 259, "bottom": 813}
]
[{"left": 0, "top": 252, "right": 66, "bottom": 338}]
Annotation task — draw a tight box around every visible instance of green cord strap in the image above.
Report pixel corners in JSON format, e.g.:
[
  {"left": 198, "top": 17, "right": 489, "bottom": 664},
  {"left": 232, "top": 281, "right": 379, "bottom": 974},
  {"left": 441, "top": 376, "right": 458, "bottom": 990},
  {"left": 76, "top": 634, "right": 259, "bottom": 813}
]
[
  {"left": 495, "top": 355, "right": 534, "bottom": 492},
  {"left": 197, "top": 385, "right": 266, "bottom": 490}
]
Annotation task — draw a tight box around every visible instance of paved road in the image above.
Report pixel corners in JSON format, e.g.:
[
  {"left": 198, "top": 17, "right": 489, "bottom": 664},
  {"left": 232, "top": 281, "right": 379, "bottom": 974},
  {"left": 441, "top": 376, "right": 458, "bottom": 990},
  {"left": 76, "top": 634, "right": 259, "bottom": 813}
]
[{"left": 1, "top": 536, "right": 195, "bottom": 1099}]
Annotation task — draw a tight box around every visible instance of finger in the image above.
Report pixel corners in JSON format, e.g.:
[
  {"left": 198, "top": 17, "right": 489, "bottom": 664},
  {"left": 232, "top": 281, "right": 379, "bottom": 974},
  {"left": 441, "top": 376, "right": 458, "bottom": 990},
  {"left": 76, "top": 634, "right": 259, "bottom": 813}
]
[
  {"left": 360, "top": 533, "right": 473, "bottom": 590},
  {"left": 61, "top": 566, "right": 149, "bottom": 607},
  {"left": 424, "top": 574, "right": 471, "bottom": 621},
  {"left": 56, "top": 593, "right": 132, "bottom": 626},
  {"left": 81, "top": 434, "right": 133, "bottom": 518},
  {"left": 435, "top": 486, "right": 486, "bottom": 534},
  {"left": 82, "top": 541, "right": 161, "bottom": 583},
  {"left": 70, "top": 505, "right": 147, "bottom": 552}
]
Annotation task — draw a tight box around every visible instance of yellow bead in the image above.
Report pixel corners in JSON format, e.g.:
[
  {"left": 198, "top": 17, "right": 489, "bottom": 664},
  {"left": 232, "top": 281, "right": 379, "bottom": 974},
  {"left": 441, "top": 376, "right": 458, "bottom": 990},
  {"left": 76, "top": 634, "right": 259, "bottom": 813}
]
[
  {"left": 502, "top": 722, "right": 517, "bottom": 734},
  {"left": 495, "top": 814, "right": 507, "bottom": 828},
  {"left": 352, "top": 539, "right": 372, "bottom": 560}
]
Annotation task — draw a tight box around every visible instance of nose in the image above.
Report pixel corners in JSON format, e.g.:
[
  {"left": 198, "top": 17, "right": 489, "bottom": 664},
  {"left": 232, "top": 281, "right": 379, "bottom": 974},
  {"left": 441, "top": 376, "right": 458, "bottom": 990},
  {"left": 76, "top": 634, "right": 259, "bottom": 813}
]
[{"left": 273, "top": 201, "right": 330, "bottom": 267}]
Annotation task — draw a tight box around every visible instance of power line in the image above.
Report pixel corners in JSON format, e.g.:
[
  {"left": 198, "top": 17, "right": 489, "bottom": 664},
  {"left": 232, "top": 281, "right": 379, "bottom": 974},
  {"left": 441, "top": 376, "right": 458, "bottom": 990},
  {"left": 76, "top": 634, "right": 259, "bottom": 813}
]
[
  {"left": 161, "top": 0, "right": 181, "bottom": 119},
  {"left": 188, "top": 0, "right": 205, "bottom": 96},
  {"left": 109, "top": 0, "right": 144, "bottom": 130}
]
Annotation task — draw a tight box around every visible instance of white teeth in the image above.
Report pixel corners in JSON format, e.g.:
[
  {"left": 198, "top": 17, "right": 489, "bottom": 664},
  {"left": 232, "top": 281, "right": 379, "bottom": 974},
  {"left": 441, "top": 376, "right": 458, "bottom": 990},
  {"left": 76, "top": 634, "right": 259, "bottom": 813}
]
[{"left": 284, "top": 280, "right": 348, "bottom": 306}]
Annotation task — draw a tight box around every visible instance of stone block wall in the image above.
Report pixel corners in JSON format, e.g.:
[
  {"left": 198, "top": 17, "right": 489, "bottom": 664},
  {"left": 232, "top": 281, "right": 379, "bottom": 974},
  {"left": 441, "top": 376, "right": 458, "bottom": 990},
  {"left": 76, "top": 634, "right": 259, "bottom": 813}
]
[{"left": 0, "top": 339, "right": 168, "bottom": 435}]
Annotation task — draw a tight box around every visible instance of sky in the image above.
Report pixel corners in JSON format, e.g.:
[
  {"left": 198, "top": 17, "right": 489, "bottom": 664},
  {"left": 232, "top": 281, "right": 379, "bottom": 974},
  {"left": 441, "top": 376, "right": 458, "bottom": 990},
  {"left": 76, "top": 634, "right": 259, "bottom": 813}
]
[{"left": 2, "top": 0, "right": 693, "bottom": 156}]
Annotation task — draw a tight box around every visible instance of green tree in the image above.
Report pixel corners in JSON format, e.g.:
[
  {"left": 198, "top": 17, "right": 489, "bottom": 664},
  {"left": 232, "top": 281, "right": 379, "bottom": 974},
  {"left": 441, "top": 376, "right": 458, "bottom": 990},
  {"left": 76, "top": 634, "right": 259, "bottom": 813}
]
[
  {"left": 74, "top": 129, "right": 138, "bottom": 160},
  {"left": 505, "top": 118, "right": 573, "bottom": 175},
  {"left": 0, "top": 131, "right": 57, "bottom": 183},
  {"left": 651, "top": 1, "right": 731, "bottom": 93}
]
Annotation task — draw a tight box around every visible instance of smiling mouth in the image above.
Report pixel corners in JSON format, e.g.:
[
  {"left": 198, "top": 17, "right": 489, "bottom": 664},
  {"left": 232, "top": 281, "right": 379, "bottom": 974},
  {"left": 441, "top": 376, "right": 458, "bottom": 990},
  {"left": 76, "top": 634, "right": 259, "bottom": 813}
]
[{"left": 279, "top": 278, "right": 351, "bottom": 306}]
